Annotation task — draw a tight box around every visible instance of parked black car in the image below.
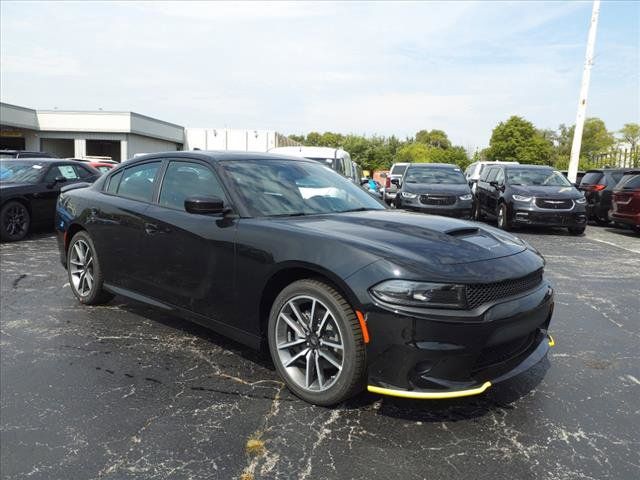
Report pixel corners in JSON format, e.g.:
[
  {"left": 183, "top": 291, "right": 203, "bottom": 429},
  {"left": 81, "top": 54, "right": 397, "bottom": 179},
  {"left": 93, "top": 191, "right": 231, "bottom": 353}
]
[
  {"left": 578, "top": 168, "right": 627, "bottom": 225},
  {"left": 475, "top": 164, "right": 587, "bottom": 234},
  {"left": 0, "top": 159, "right": 100, "bottom": 241},
  {"left": 55, "top": 151, "right": 554, "bottom": 406},
  {"left": 394, "top": 163, "right": 473, "bottom": 218},
  {"left": 560, "top": 170, "right": 586, "bottom": 187},
  {"left": 0, "top": 150, "right": 56, "bottom": 159}
]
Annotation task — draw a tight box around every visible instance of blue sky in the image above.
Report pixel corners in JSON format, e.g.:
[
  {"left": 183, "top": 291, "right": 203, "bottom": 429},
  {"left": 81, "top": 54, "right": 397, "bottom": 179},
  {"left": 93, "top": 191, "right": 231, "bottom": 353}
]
[{"left": 1, "top": 1, "right": 638, "bottom": 149}]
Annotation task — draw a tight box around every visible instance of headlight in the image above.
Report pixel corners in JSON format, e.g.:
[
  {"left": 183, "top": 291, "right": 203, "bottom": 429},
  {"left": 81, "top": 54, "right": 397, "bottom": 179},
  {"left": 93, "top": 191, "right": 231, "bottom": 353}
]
[
  {"left": 513, "top": 195, "right": 532, "bottom": 202},
  {"left": 575, "top": 197, "right": 587, "bottom": 204},
  {"left": 401, "top": 192, "right": 418, "bottom": 199},
  {"left": 370, "top": 280, "right": 466, "bottom": 309},
  {"left": 459, "top": 194, "right": 473, "bottom": 201}
]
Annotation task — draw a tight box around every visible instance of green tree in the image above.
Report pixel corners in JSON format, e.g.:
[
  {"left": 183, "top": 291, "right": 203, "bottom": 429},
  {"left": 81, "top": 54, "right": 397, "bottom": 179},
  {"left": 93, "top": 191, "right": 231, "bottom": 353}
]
[
  {"left": 415, "top": 129, "right": 452, "bottom": 149},
  {"left": 486, "top": 116, "right": 554, "bottom": 165},
  {"left": 556, "top": 117, "right": 615, "bottom": 164},
  {"left": 619, "top": 123, "right": 640, "bottom": 150}
]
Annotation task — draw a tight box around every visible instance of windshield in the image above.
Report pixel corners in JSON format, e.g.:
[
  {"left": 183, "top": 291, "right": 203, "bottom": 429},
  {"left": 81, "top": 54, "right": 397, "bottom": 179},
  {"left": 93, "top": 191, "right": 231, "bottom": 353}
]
[
  {"left": 221, "top": 160, "right": 385, "bottom": 217},
  {"left": 0, "top": 161, "right": 45, "bottom": 183},
  {"left": 404, "top": 167, "right": 466, "bottom": 185},
  {"left": 506, "top": 169, "right": 571, "bottom": 187}
]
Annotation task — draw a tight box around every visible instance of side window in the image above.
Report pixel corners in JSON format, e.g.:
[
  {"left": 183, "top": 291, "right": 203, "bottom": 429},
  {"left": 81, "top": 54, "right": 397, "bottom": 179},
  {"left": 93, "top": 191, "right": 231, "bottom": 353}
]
[
  {"left": 495, "top": 168, "right": 505, "bottom": 185},
  {"left": 44, "top": 164, "right": 80, "bottom": 183},
  {"left": 106, "top": 170, "right": 123, "bottom": 194},
  {"left": 479, "top": 166, "right": 491, "bottom": 182},
  {"left": 117, "top": 162, "right": 160, "bottom": 202},
  {"left": 159, "top": 161, "right": 226, "bottom": 211},
  {"left": 486, "top": 168, "right": 499, "bottom": 183}
]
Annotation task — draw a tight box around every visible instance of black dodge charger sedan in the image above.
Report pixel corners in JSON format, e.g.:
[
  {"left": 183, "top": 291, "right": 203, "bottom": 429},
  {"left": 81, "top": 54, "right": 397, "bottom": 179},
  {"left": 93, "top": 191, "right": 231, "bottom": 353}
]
[
  {"left": 55, "top": 151, "right": 555, "bottom": 405},
  {"left": 475, "top": 164, "right": 587, "bottom": 234},
  {"left": 1, "top": 159, "right": 100, "bottom": 241}
]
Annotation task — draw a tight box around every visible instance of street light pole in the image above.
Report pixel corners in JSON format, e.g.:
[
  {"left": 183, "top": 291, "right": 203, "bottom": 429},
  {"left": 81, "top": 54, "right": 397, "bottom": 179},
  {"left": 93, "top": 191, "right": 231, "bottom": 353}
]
[{"left": 568, "top": 0, "right": 601, "bottom": 183}]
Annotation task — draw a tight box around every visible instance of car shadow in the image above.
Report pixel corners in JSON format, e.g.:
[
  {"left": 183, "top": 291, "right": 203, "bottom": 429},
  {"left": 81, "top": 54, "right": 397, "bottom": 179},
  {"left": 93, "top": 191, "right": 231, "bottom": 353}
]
[{"left": 107, "top": 296, "right": 550, "bottom": 419}]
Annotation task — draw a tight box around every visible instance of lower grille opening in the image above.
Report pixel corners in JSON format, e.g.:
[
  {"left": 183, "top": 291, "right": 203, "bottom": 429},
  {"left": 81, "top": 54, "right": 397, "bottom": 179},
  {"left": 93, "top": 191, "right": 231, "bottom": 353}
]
[{"left": 472, "top": 332, "right": 537, "bottom": 373}]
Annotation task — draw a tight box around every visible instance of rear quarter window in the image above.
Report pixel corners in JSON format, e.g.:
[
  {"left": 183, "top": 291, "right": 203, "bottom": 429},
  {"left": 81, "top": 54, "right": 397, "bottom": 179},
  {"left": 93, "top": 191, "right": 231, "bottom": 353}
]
[
  {"left": 106, "top": 170, "right": 123, "bottom": 194},
  {"left": 580, "top": 172, "right": 603, "bottom": 185},
  {"left": 617, "top": 174, "right": 640, "bottom": 189}
]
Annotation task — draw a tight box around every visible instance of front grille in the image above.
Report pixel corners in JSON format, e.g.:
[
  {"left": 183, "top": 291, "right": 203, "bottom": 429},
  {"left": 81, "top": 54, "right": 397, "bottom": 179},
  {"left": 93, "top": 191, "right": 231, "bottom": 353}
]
[
  {"left": 465, "top": 269, "right": 543, "bottom": 309},
  {"left": 420, "top": 194, "right": 455, "bottom": 206},
  {"left": 535, "top": 198, "right": 573, "bottom": 209},
  {"left": 473, "top": 332, "right": 537, "bottom": 372}
]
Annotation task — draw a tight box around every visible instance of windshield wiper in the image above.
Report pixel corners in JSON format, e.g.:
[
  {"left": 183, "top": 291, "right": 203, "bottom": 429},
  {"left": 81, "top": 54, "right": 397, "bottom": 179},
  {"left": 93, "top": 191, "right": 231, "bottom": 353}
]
[
  {"left": 269, "top": 212, "right": 308, "bottom": 217},
  {"left": 339, "top": 207, "right": 376, "bottom": 213}
]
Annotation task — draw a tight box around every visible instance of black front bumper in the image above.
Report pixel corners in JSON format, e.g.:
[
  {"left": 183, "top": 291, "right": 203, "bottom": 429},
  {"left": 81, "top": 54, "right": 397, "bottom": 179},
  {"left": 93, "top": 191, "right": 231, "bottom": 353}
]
[
  {"left": 364, "top": 282, "right": 554, "bottom": 398},
  {"left": 512, "top": 210, "right": 587, "bottom": 227}
]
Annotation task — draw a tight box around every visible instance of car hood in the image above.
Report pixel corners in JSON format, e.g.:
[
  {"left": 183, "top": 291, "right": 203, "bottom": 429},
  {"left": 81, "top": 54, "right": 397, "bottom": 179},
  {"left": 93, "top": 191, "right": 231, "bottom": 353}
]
[
  {"left": 403, "top": 183, "right": 470, "bottom": 195},
  {"left": 275, "top": 210, "right": 529, "bottom": 267},
  {"left": 511, "top": 185, "right": 581, "bottom": 198}
]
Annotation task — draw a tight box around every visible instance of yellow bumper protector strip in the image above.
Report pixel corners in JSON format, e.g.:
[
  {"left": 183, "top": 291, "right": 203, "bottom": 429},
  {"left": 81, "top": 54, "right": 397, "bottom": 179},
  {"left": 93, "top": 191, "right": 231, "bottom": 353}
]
[
  {"left": 548, "top": 334, "right": 555, "bottom": 347},
  {"left": 367, "top": 381, "right": 492, "bottom": 400}
]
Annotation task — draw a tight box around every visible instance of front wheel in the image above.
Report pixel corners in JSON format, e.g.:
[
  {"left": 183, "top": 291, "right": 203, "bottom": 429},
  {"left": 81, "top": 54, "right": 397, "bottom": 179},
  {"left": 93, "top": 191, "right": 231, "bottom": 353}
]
[
  {"left": 67, "top": 231, "right": 114, "bottom": 305},
  {"left": 268, "top": 279, "right": 366, "bottom": 406},
  {"left": 568, "top": 226, "right": 586, "bottom": 235},
  {"left": 497, "top": 203, "right": 511, "bottom": 230},
  {"left": 0, "top": 201, "right": 30, "bottom": 242}
]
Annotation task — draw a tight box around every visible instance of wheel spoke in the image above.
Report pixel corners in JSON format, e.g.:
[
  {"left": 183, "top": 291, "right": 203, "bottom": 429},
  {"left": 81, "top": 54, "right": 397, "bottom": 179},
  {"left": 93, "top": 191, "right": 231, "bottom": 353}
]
[
  {"left": 305, "top": 350, "right": 313, "bottom": 388},
  {"left": 309, "top": 299, "right": 316, "bottom": 330},
  {"left": 319, "top": 339, "right": 343, "bottom": 350},
  {"left": 284, "top": 347, "right": 310, "bottom": 367},
  {"left": 288, "top": 300, "right": 308, "bottom": 333},
  {"left": 315, "top": 311, "right": 330, "bottom": 336},
  {"left": 279, "top": 312, "right": 306, "bottom": 338},
  {"left": 319, "top": 350, "right": 342, "bottom": 370},
  {"left": 277, "top": 338, "right": 306, "bottom": 350},
  {"left": 314, "top": 351, "right": 324, "bottom": 389}
]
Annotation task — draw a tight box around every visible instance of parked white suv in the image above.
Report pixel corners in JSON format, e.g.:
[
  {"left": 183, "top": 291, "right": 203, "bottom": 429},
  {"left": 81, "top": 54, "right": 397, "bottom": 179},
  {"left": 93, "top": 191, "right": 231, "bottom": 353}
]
[
  {"left": 269, "top": 146, "right": 356, "bottom": 182},
  {"left": 465, "top": 161, "right": 519, "bottom": 194},
  {"left": 382, "top": 162, "right": 410, "bottom": 205}
]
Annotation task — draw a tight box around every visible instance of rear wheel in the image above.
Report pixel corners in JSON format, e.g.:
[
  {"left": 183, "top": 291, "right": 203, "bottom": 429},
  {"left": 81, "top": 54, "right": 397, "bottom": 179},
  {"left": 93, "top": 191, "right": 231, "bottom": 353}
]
[
  {"left": 67, "top": 231, "right": 114, "bottom": 305},
  {"left": 268, "top": 279, "right": 366, "bottom": 406},
  {"left": 497, "top": 203, "right": 511, "bottom": 230},
  {"left": 568, "top": 226, "right": 586, "bottom": 235},
  {"left": 0, "top": 201, "right": 30, "bottom": 242},
  {"left": 473, "top": 202, "right": 484, "bottom": 221}
]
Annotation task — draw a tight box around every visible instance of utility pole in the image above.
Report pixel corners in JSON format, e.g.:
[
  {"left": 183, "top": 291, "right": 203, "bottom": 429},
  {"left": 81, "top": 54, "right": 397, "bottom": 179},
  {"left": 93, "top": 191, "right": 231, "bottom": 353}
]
[{"left": 568, "top": 0, "right": 601, "bottom": 184}]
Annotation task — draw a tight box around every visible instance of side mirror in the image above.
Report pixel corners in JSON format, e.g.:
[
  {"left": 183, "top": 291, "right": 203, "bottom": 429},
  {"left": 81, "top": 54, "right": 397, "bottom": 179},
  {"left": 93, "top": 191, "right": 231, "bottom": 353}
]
[
  {"left": 48, "top": 176, "right": 67, "bottom": 188},
  {"left": 391, "top": 178, "right": 400, "bottom": 186},
  {"left": 489, "top": 180, "right": 498, "bottom": 188},
  {"left": 184, "top": 196, "right": 228, "bottom": 215}
]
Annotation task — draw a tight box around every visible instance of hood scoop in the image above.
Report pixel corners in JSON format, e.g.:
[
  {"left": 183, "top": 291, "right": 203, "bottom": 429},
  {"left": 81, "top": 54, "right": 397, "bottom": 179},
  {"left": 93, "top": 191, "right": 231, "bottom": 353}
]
[{"left": 445, "top": 227, "right": 480, "bottom": 237}]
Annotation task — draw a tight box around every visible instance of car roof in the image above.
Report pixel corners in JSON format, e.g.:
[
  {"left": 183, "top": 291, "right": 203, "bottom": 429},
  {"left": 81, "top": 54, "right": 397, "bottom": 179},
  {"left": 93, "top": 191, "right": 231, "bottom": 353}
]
[
  {"left": 406, "top": 163, "right": 460, "bottom": 169},
  {"left": 0, "top": 157, "right": 66, "bottom": 163},
  {"left": 128, "top": 150, "right": 315, "bottom": 164},
  {"left": 501, "top": 164, "right": 554, "bottom": 170},
  {"left": 268, "top": 146, "right": 346, "bottom": 158}
]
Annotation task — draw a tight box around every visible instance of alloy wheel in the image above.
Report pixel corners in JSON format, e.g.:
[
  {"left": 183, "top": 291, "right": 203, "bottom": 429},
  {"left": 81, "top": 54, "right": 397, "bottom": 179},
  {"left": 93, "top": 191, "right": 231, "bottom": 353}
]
[
  {"left": 3, "top": 204, "right": 28, "bottom": 238},
  {"left": 275, "top": 295, "right": 344, "bottom": 392},
  {"left": 69, "top": 239, "right": 94, "bottom": 297}
]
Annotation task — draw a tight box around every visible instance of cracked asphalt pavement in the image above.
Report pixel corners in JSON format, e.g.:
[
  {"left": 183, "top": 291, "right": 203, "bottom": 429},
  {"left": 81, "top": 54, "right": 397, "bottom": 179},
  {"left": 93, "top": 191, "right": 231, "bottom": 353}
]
[{"left": 1, "top": 226, "right": 639, "bottom": 480}]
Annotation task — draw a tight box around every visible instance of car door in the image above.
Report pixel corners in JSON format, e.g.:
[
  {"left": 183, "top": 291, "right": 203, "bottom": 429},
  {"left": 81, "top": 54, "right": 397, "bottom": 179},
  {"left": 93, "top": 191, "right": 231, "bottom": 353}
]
[
  {"left": 476, "top": 167, "right": 494, "bottom": 215},
  {"left": 35, "top": 163, "right": 86, "bottom": 225},
  {"left": 135, "top": 159, "right": 238, "bottom": 324},
  {"left": 492, "top": 168, "right": 506, "bottom": 212},
  {"left": 487, "top": 167, "right": 504, "bottom": 215},
  {"left": 88, "top": 160, "right": 162, "bottom": 292}
]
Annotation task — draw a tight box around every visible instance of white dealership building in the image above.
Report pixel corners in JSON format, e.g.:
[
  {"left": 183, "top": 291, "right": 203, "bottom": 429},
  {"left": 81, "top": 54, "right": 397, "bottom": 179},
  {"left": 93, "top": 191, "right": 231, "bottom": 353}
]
[{"left": 0, "top": 102, "right": 298, "bottom": 161}]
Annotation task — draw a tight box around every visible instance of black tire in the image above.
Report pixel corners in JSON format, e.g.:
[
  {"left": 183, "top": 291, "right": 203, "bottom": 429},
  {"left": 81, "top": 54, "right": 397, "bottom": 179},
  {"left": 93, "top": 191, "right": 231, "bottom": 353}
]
[
  {"left": 568, "top": 226, "right": 586, "bottom": 235},
  {"left": 267, "top": 279, "right": 366, "bottom": 406},
  {"left": 67, "top": 231, "right": 114, "bottom": 305},
  {"left": 594, "top": 216, "right": 609, "bottom": 226},
  {"left": 0, "top": 201, "right": 31, "bottom": 242},
  {"left": 497, "top": 203, "right": 511, "bottom": 231}
]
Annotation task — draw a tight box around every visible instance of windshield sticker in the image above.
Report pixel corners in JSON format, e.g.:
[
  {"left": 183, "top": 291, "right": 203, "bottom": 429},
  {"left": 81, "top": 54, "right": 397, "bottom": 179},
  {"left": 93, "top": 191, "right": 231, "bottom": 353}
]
[{"left": 32, "top": 165, "right": 43, "bottom": 169}]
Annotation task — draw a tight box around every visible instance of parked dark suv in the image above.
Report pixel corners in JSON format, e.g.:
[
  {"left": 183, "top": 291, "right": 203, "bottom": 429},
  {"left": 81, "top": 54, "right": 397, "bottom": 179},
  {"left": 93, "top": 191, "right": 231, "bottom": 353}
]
[
  {"left": 475, "top": 164, "right": 587, "bottom": 234},
  {"left": 610, "top": 170, "right": 640, "bottom": 232},
  {"left": 578, "top": 168, "right": 627, "bottom": 225},
  {"left": 394, "top": 163, "right": 473, "bottom": 218},
  {"left": 0, "top": 150, "right": 56, "bottom": 159}
]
